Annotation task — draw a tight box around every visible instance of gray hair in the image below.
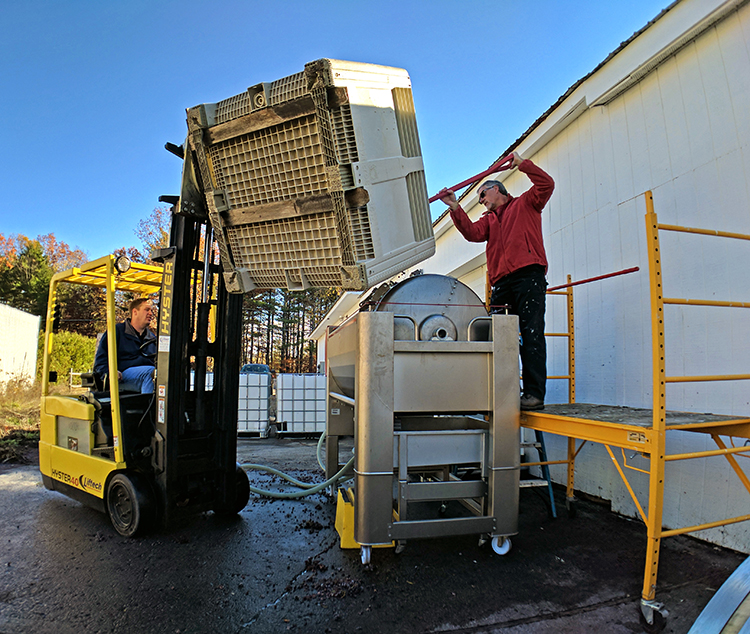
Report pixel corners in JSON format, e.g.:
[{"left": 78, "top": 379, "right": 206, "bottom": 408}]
[{"left": 480, "top": 180, "right": 508, "bottom": 196}]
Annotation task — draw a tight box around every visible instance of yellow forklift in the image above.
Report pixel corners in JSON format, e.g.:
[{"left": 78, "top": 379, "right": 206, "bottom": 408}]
[
  {"left": 39, "top": 211, "right": 250, "bottom": 536},
  {"left": 39, "top": 57, "right": 436, "bottom": 538}
]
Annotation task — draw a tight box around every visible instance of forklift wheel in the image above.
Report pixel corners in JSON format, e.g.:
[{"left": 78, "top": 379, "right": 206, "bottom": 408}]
[
  {"left": 214, "top": 465, "right": 251, "bottom": 516},
  {"left": 106, "top": 473, "right": 156, "bottom": 537}
]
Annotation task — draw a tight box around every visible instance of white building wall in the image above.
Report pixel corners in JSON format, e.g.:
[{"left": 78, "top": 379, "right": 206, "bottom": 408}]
[
  {"left": 0, "top": 304, "right": 40, "bottom": 383},
  {"left": 420, "top": 0, "right": 750, "bottom": 551},
  {"left": 538, "top": 4, "right": 750, "bottom": 416}
]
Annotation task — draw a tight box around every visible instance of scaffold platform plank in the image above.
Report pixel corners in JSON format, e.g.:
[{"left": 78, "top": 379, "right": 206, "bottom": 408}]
[{"left": 522, "top": 404, "right": 750, "bottom": 452}]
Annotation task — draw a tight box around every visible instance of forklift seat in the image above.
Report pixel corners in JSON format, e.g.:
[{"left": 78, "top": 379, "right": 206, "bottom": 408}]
[{"left": 80, "top": 372, "right": 145, "bottom": 452}]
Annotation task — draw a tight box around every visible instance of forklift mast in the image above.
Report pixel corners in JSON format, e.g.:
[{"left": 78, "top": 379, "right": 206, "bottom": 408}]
[{"left": 151, "top": 212, "right": 243, "bottom": 525}]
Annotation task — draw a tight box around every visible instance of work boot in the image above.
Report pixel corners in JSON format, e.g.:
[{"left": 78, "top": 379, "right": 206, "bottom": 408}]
[{"left": 520, "top": 394, "right": 545, "bottom": 411}]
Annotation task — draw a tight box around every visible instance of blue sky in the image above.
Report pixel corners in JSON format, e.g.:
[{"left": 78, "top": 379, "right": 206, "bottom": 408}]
[{"left": 0, "top": 0, "right": 669, "bottom": 259}]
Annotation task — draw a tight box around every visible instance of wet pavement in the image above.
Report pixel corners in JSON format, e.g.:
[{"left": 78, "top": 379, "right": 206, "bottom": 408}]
[{"left": 0, "top": 437, "right": 746, "bottom": 634}]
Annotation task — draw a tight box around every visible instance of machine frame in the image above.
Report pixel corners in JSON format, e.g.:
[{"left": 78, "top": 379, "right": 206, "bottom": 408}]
[{"left": 325, "top": 274, "right": 521, "bottom": 564}]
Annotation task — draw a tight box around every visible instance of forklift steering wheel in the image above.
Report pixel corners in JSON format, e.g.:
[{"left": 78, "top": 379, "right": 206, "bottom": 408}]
[{"left": 139, "top": 338, "right": 157, "bottom": 361}]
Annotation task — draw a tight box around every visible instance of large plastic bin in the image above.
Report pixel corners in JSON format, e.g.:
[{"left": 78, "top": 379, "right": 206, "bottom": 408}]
[{"left": 181, "top": 59, "right": 435, "bottom": 292}]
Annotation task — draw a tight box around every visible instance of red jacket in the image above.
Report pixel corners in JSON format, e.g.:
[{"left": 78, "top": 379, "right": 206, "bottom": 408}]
[{"left": 450, "top": 159, "right": 554, "bottom": 285}]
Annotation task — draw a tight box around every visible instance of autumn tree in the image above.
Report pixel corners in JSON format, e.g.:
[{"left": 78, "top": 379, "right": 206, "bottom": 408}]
[
  {"left": 41, "top": 234, "right": 102, "bottom": 336},
  {"left": 134, "top": 206, "right": 171, "bottom": 260},
  {"left": 0, "top": 239, "right": 53, "bottom": 316},
  {"left": 0, "top": 232, "right": 105, "bottom": 335},
  {"left": 37, "top": 233, "right": 87, "bottom": 271}
]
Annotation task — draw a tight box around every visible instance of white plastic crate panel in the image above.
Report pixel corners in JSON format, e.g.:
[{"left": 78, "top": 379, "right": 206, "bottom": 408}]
[
  {"left": 237, "top": 373, "right": 271, "bottom": 432},
  {"left": 188, "top": 372, "right": 214, "bottom": 389},
  {"left": 276, "top": 373, "right": 326, "bottom": 433}
]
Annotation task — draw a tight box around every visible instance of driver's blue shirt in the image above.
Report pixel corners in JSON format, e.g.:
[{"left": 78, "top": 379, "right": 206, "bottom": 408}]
[{"left": 93, "top": 319, "right": 156, "bottom": 378}]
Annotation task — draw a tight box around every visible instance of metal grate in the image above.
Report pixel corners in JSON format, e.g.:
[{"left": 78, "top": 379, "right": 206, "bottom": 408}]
[
  {"left": 348, "top": 205, "right": 375, "bottom": 261},
  {"left": 406, "top": 171, "right": 432, "bottom": 242},
  {"left": 245, "top": 265, "right": 345, "bottom": 289},
  {"left": 226, "top": 212, "right": 342, "bottom": 269},
  {"left": 338, "top": 165, "right": 355, "bottom": 189},
  {"left": 392, "top": 87, "right": 422, "bottom": 158}
]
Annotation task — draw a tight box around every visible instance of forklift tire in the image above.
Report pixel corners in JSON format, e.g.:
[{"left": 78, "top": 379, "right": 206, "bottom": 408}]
[
  {"left": 106, "top": 472, "right": 156, "bottom": 537},
  {"left": 215, "top": 465, "right": 251, "bottom": 516}
]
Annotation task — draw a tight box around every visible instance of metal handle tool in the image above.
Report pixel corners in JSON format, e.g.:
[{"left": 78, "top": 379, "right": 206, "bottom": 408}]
[{"left": 429, "top": 154, "right": 515, "bottom": 203}]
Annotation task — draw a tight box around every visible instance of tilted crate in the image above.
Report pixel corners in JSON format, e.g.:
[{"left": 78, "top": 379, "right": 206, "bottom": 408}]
[{"left": 180, "top": 59, "right": 435, "bottom": 292}]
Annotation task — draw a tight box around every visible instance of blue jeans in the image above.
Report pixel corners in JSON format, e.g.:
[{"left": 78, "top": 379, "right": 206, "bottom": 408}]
[{"left": 121, "top": 365, "right": 155, "bottom": 394}]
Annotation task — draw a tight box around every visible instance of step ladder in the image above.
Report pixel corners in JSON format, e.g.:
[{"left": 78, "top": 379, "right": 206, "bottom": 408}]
[{"left": 521, "top": 430, "right": 557, "bottom": 518}]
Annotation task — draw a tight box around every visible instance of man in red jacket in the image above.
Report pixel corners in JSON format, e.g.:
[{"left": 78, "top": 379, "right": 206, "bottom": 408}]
[{"left": 438, "top": 152, "right": 554, "bottom": 411}]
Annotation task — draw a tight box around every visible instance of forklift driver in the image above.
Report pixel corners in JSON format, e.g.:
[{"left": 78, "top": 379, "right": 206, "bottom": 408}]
[{"left": 94, "top": 297, "right": 157, "bottom": 394}]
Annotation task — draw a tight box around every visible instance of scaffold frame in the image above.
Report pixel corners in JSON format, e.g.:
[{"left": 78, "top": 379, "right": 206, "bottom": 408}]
[{"left": 521, "top": 190, "right": 750, "bottom": 616}]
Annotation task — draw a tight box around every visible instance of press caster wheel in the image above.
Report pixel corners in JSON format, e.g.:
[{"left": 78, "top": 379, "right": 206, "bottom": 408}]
[
  {"left": 639, "top": 602, "right": 668, "bottom": 633},
  {"left": 360, "top": 545, "right": 372, "bottom": 565},
  {"left": 491, "top": 536, "right": 512, "bottom": 555}
]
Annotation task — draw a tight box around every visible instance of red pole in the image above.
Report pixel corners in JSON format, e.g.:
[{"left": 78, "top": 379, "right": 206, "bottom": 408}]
[
  {"left": 547, "top": 267, "right": 640, "bottom": 292},
  {"left": 428, "top": 154, "right": 515, "bottom": 203}
]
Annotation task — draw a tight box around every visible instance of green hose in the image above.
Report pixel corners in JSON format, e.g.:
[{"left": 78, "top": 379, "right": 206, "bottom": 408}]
[
  {"left": 242, "top": 462, "right": 319, "bottom": 489},
  {"left": 241, "top": 430, "right": 355, "bottom": 499},
  {"left": 241, "top": 456, "right": 354, "bottom": 499},
  {"left": 316, "top": 429, "right": 326, "bottom": 471}
]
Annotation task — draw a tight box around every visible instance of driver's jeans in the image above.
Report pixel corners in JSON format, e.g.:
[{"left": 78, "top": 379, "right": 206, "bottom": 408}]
[{"left": 121, "top": 365, "right": 155, "bottom": 394}]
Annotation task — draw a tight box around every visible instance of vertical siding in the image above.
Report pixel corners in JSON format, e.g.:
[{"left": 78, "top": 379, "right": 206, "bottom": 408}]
[
  {"left": 542, "top": 13, "right": 750, "bottom": 416},
  {"left": 421, "top": 1, "right": 750, "bottom": 551},
  {"left": 538, "top": 5, "right": 750, "bottom": 552}
]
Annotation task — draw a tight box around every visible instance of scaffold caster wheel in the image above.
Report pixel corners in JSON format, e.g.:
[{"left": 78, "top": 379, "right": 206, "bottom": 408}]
[
  {"left": 566, "top": 498, "right": 578, "bottom": 519},
  {"left": 639, "top": 600, "right": 668, "bottom": 633},
  {"left": 360, "top": 545, "right": 372, "bottom": 565},
  {"left": 491, "top": 536, "right": 512, "bottom": 555}
]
